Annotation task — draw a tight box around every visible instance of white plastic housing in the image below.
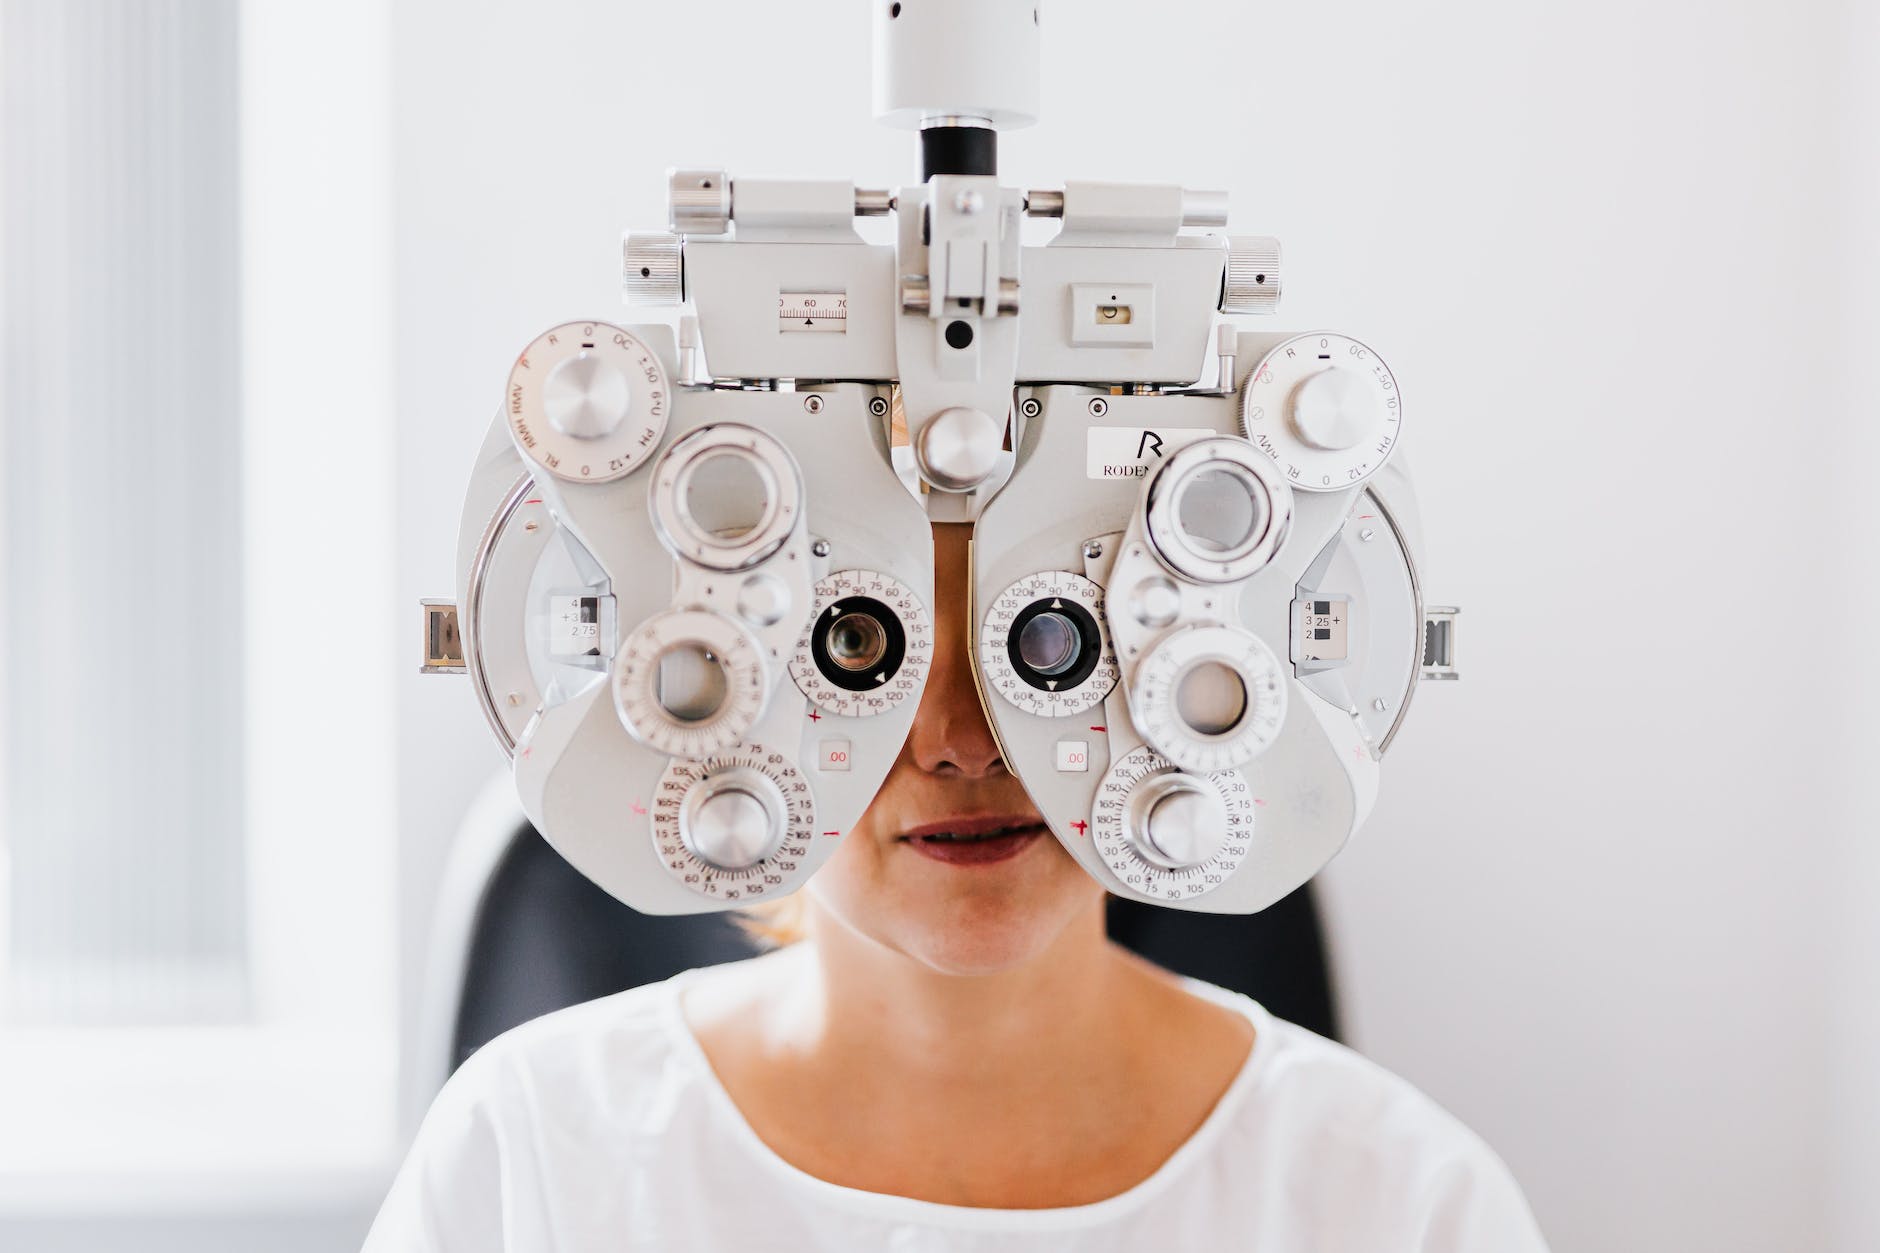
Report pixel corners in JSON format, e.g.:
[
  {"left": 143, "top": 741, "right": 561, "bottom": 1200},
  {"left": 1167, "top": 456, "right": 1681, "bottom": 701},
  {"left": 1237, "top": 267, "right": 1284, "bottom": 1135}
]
[{"left": 872, "top": 0, "right": 1041, "bottom": 129}]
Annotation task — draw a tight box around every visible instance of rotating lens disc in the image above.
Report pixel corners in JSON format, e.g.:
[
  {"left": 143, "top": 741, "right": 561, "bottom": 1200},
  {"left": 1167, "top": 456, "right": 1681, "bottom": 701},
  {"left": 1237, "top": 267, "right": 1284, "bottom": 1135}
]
[
  {"left": 978, "top": 570, "right": 1118, "bottom": 718},
  {"left": 789, "top": 570, "right": 934, "bottom": 718},
  {"left": 1239, "top": 331, "right": 1401, "bottom": 492},
  {"left": 1143, "top": 437, "right": 1292, "bottom": 585},
  {"left": 649, "top": 424, "right": 803, "bottom": 571},
  {"left": 1129, "top": 623, "right": 1286, "bottom": 773},
  {"left": 504, "top": 322, "right": 670, "bottom": 484},
  {"left": 614, "top": 609, "right": 769, "bottom": 758},
  {"left": 1091, "top": 745, "right": 1255, "bottom": 902},
  {"left": 650, "top": 742, "right": 816, "bottom": 901}
]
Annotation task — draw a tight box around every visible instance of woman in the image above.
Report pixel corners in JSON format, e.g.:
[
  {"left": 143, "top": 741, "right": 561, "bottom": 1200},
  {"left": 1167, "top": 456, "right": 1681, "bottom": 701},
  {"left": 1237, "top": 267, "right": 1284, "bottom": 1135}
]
[{"left": 366, "top": 522, "right": 1548, "bottom": 1250}]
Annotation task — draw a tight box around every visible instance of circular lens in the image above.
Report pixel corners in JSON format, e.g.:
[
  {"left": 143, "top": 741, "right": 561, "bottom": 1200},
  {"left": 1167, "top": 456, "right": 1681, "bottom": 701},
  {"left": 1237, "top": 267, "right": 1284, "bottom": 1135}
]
[
  {"left": 826, "top": 612, "right": 888, "bottom": 672},
  {"left": 1004, "top": 596, "right": 1104, "bottom": 695},
  {"left": 1176, "top": 467, "right": 1263, "bottom": 554},
  {"left": 655, "top": 643, "right": 728, "bottom": 723},
  {"left": 681, "top": 451, "right": 772, "bottom": 541},
  {"left": 1174, "top": 660, "right": 1247, "bottom": 737},
  {"left": 1017, "top": 612, "right": 1081, "bottom": 676},
  {"left": 810, "top": 595, "right": 908, "bottom": 693}
]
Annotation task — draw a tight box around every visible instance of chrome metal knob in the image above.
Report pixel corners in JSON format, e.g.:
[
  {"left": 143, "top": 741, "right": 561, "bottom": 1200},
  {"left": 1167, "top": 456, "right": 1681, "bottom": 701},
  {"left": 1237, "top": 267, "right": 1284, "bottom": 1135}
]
[
  {"left": 914, "top": 406, "right": 1003, "bottom": 492},
  {"left": 542, "top": 350, "right": 631, "bottom": 440},
  {"left": 1292, "top": 367, "right": 1384, "bottom": 452},
  {"left": 1127, "top": 773, "right": 1228, "bottom": 870},
  {"left": 1182, "top": 189, "right": 1229, "bottom": 229},
  {"left": 679, "top": 767, "right": 785, "bottom": 871},
  {"left": 1221, "top": 236, "right": 1282, "bottom": 314},
  {"left": 669, "top": 167, "right": 731, "bottom": 235},
  {"left": 623, "top": 232, "right": 683, "bottom": 305}
]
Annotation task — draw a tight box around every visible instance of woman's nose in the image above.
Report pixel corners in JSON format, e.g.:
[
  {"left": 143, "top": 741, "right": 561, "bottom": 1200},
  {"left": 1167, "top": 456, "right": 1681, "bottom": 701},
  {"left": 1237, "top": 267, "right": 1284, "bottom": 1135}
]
[
  {"left": 903, "top": 523, "right": 1006, "bottom": 779},
  {"left": 904, "top": 629, "right": 1007, "bottom": 778}
]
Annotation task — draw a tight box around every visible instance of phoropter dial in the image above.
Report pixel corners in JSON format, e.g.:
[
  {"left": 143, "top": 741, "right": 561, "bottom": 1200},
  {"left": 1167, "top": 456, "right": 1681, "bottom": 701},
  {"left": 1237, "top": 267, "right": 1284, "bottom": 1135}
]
[
  {"left": 651, "top": 743, "right": 816, "bottom": 902},
  {"left": 789, "top": 570, "right": 934, "bottom": 718},
  {"left": 979, "top": 570, "right": 1119, "bottom": 718},
  {"left": 1129, "top": 623, "right": 1287, "bottom": 774},
  {"left": 505, "top": 321, "right": 670, "bottom": 483},
  {"left": 1143, "top": 436, "right": 1293, "bottom": 585},
  {"left": 649, "top": 423, "right": 803, "bottom": 572},
  {"left": 614, "top": 609, "right": 769, "bottom": 759},
  {"left": 1093, "top": 746, "right": 1255, "bottom": 902},
  {"left": 1239, "top": 332, "right": 1399, "bottom": 491}
]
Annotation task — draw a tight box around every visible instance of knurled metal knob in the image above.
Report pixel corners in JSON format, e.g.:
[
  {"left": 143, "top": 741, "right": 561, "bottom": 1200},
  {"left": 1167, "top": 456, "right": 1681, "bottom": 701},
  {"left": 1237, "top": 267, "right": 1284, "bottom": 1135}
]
[
  {"left": 680, "top": 767, "right": 785, "bottom": 871},
  {"left": 1222, "top": 236, "right": 1283, "bottom": 314},
  {"left": 623, "top": 232, "right": 683, "bottom": 305},
  {"left": 1128, "top": 773, "right": 1229, "bottom": 871},
  {"left": 669, "top": 167, "right": 731, "bottom": 235}
]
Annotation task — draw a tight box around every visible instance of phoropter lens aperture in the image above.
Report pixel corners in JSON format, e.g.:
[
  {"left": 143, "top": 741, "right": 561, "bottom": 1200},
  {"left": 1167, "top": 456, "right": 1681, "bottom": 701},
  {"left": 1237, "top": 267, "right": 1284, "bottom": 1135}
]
[
  {"left": 1005, "top": 597, "right": 1104, "bottom": 693},
  {"left": 810, "top": 596, "right": 908, "bottom": 692},
  {"left": 1175, "top": 466, "right": 1263, "bottom": 555},
  {"left": 680, "top": 450, "right": 770, "bottom": 541},
  {"left": 1016, "top": 612, "right": 1080, "bottom": 676},
  {"left": 1174, "top": 659, "right": 1248, "bottom": 737},
  {"left": 827, "top": 612, "right": 889, "bottom": 672},
  {"left": 655, "top": 643, "right": 729, "bottom": 723}
]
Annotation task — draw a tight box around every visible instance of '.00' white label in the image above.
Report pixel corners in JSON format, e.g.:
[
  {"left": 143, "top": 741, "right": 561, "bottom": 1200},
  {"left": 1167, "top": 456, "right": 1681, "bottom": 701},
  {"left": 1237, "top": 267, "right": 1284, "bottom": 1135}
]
[{"left": 1084, "top": 426, "right": 1214, "bottom": 481}]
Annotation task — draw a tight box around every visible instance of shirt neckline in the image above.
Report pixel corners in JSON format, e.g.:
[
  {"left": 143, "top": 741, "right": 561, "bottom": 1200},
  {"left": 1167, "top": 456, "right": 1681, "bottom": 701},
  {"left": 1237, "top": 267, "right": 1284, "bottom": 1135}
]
[{"left": 658, "top": 963, "right": 1275, "bottom": 1232}]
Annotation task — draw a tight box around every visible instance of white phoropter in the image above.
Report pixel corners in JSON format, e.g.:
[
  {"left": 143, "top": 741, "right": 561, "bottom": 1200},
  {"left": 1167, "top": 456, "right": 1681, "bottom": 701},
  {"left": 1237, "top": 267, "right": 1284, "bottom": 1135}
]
[{"left": 420, "top": 0, "right": 1460, "bottom": 915}]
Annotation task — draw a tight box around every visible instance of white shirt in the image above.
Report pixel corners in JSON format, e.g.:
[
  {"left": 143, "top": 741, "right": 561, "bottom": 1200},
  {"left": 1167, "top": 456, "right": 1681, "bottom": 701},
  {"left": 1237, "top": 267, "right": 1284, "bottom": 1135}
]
[{"left": 365, "top": 966, "right": 1548, "bottom": 1251}]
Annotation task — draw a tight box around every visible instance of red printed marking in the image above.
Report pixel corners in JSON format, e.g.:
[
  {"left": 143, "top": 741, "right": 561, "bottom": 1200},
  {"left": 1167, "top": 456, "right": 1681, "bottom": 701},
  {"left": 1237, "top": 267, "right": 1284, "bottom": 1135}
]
[
  {"left": 1254, "top": 797, "right": 1268, "bottom": 807},
  {"left": 1088, "top": 725, "right": 1107, "bottom": 733},
  {"left": 1070, "top": 819, "right": 1089, "bottom": 837},
  {"left": 525, "top": 497, "right": 543, "bottom": 505},
  {"left": 630, "top": 799, "right": 646, "bottom": 816},
  {"left": 821, "top": 830, "right": 841, "bottom": 838},
  {"left": 807, "top": 709, "right": 822, "bottom": 722}
]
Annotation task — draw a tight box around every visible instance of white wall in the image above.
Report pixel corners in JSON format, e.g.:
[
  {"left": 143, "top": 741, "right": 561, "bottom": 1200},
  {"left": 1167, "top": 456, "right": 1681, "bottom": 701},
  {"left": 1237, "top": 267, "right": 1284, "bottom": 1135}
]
[
  {"left": 391, "top": 2, "right": 1879, "bottom": 1249},
  {"left": 1828, "top": 3, "right": 1880, "bottom": 1249}
]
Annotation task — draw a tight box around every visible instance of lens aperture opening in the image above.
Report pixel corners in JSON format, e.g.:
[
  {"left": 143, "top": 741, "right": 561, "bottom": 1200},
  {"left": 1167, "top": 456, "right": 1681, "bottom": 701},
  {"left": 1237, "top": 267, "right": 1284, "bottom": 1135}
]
[
  {"left": 1016, "top": 612, "right": 1081, "bottom": 676},
  {"left": 1005, "top": 597, "right": 1104, "bottom": 693},
  {"left": 1174, "top": 466, "right": 1265, "bottom": 556},
  {"left": 680, "top": 450, "right": 774, "bottom": 542},
  {"left": 1174, "top": 659, "right": 1248, "bottom": 738},
  {"left": 656, "top": 642, "right": 729, "bottom": 723},
  {"left": 811, "top": 596, "right": 908, "bottom": 692},
  {"left": 827, "top": 612, "right": 889, "bottom": 672}
]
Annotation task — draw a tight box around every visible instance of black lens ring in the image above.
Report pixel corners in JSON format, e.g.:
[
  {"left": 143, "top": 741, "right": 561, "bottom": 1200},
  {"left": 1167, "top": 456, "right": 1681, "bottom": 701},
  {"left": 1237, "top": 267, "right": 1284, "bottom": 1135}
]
[
  {"left": 1006, "top": 597, "right": 1104, "bottom": 694},
  {"left": 810, "top": 596, "right": 908, "bottom": 693}
]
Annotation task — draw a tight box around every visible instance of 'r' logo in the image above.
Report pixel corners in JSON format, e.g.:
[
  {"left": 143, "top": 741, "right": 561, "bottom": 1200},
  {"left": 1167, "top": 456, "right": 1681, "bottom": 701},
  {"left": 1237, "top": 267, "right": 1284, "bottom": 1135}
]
[{"left": 1137, "top": 430, "right": 1165, "bottom": 459}]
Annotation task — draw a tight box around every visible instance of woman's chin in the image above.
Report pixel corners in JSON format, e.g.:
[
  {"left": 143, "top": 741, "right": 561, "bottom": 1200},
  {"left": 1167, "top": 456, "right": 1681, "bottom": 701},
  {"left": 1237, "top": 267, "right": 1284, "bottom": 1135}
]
[
  {"left": 805, "top": 826, "right": 1106, "bottom": 976},
  {"left": 885, "top": 890, "right": 1091, "bottom": 976}
]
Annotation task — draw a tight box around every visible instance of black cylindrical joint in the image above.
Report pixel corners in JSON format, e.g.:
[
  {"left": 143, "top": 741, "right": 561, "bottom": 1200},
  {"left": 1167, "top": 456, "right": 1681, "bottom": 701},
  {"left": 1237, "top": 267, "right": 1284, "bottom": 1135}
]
[{"left": 920, "top": 125, "right": 997, "bottom": 180}]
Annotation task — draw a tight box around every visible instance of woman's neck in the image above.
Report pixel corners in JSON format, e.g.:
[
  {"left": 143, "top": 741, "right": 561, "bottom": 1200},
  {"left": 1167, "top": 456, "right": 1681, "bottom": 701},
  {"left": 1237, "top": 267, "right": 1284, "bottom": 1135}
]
[
  {"left": 683, "top": 901, "right": 1253, "bottom": 1207},
  {"left": 789, "top": 894, "right": 1129, "bottom": 1077}
]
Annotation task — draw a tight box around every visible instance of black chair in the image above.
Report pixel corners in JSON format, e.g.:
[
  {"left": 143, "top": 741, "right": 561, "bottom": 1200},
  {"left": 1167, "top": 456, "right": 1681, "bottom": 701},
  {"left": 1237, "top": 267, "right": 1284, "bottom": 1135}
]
[{"left": 449, "top": 822, "right": 1340, "bottom": 1074}]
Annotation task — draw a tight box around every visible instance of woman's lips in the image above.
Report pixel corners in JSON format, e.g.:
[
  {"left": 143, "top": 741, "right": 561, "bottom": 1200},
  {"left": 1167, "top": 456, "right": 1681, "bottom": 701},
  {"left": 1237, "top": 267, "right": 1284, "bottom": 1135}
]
[{"left": 897, "top": 815, "right": 1048, "bottom": 867}]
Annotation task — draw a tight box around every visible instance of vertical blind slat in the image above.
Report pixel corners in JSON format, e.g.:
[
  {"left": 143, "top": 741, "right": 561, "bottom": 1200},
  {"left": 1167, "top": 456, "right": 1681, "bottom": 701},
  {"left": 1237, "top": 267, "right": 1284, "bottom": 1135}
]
[{"left": 2, "top": 0, "right": 248, "bottom": 1024}]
